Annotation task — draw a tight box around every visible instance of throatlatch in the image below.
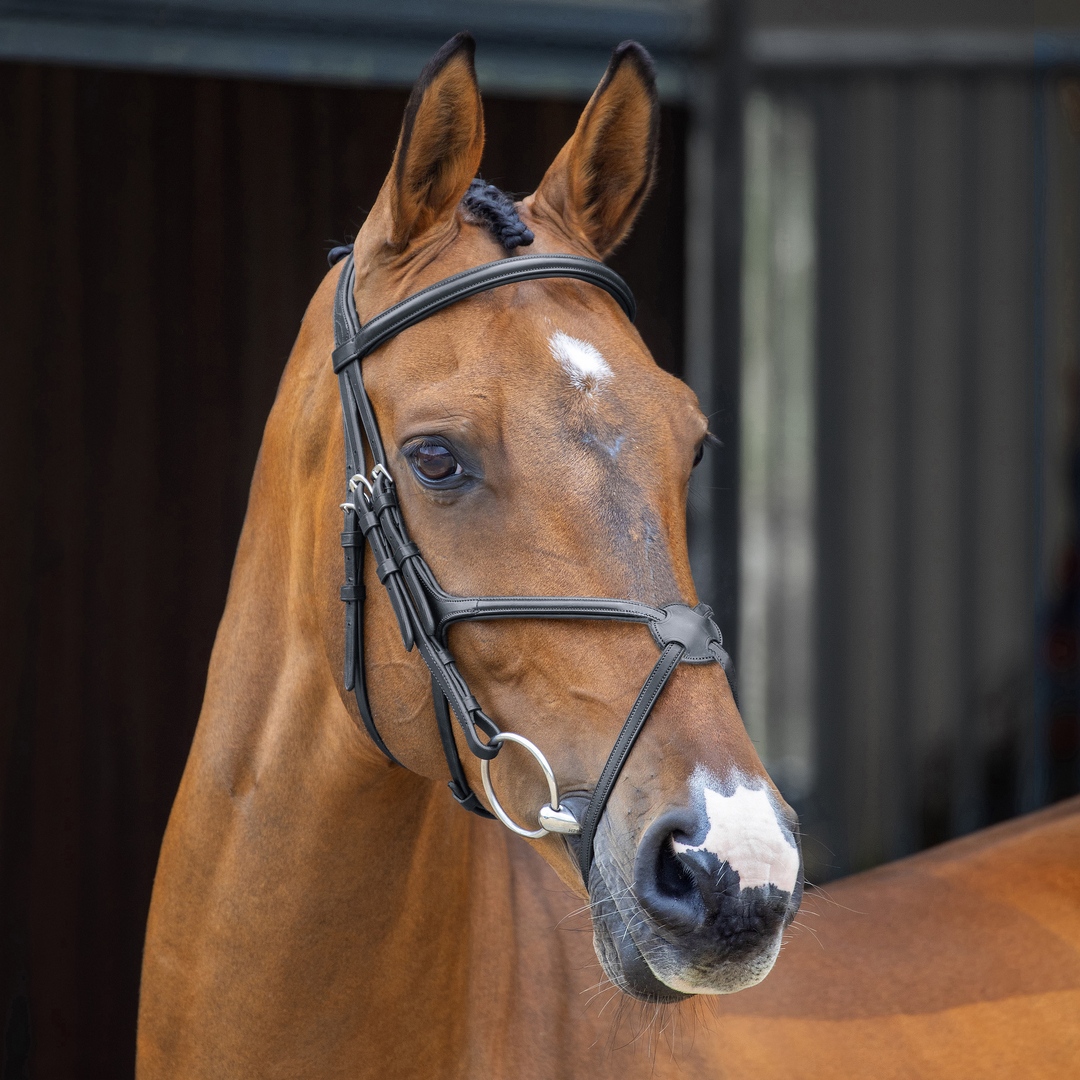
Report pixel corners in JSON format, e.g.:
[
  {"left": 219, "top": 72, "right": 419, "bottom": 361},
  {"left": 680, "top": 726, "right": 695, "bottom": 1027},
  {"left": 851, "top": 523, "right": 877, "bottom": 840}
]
[{"left": 331, "top": 249, "right": 735, "bottom": 885}]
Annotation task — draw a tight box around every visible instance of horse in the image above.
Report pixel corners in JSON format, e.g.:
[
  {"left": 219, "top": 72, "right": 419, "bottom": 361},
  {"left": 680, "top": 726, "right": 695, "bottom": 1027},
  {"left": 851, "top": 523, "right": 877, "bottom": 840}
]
[
  {"left": 136, "top": 33, "right": 804, "bottom": 1078},
  {"left": 136, "top": 32, "right": 1080, "bottom": 1078}
]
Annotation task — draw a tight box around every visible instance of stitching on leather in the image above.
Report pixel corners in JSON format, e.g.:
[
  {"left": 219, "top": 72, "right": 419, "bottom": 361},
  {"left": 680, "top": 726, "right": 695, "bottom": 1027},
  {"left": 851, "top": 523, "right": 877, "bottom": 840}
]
[
  {"left": 333, "top": 260, "right": 634, "bottom": 372},
  {"left": 360, "top": 254, "right": 627, "bottom": 325},
  {"left": 362, "top": 267, "right": 625, "bottom": 335}
]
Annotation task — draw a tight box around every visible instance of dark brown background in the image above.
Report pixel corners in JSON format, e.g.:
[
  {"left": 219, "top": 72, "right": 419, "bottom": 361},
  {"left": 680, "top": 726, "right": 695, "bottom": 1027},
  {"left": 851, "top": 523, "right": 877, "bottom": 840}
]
[{"left": 0, "top": 62, "right": 687, "bottom": 1078}]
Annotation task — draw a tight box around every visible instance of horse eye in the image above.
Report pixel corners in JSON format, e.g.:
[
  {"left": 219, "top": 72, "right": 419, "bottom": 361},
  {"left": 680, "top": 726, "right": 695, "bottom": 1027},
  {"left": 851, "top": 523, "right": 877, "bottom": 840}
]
[{"left": 410, "top": 442, "right": 463, "bottom": 484}]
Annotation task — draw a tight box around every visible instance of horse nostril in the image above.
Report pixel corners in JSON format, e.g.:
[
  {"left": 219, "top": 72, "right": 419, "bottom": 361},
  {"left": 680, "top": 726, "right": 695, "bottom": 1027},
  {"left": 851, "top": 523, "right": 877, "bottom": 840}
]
[
  {"left": 655, "top": 835, "right": 697, "bottom": 901},
  {"left": 635, "top": 806, "right": 803, "bottom": 953}
]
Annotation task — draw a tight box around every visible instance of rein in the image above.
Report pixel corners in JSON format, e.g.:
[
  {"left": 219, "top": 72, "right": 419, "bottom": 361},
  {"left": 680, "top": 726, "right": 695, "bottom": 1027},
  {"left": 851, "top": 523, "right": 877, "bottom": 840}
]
[{"left": 331, "top": 250, "right": 734, "bottom": 885}]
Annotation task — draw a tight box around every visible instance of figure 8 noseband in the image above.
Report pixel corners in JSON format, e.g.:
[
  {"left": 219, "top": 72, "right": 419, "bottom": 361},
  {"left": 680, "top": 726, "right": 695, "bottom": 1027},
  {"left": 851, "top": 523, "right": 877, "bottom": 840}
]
[{"left": 331, "top": 250, "right": 735, "bottom": 886}]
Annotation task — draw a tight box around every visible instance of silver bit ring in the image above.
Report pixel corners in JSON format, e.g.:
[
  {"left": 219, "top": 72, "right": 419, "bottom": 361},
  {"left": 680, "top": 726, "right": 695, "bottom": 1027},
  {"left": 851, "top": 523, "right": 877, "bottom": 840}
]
[{"left": 479, "top": 732, "right": 580, "bottom": 839}]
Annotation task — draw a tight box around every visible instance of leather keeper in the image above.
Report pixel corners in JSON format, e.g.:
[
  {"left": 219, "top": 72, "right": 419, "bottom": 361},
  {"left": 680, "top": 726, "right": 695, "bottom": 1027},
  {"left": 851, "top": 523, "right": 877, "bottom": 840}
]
[
  {"left": 357, "top": 508, "right": 381, "bottom": 534},
  {"left": 332, "top": 337, "right": 361, "bottom": 371},
  {"left": 340, "top": 584, "right": 366, "bottom": 602},
  {"left": 371, "top": 489, "right": 399, "bottom": 516},
  {"left": 374, "top": 557, "right": 399, "bottom": 583},
  {"left": 340, "top": 530, "right": 363, "bottom": 547}
]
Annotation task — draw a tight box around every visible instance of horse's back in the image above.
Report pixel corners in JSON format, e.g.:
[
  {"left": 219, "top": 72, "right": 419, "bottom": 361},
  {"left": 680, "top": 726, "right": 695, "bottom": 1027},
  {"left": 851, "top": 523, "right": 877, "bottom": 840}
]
[{"left": 707, "top": 796, "right": 1080, "bottom": 1078}]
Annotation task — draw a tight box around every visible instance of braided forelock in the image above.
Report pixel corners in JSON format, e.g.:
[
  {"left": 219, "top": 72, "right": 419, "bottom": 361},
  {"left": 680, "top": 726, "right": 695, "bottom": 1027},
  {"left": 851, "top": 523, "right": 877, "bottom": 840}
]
[{"left": 460, "top": 179, "right": 535, "bottom": 250}]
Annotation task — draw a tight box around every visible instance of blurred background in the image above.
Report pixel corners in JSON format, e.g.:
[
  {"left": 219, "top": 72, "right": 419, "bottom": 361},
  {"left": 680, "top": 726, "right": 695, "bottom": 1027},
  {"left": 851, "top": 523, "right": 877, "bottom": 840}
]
[{"left": 1, "top": 0, "right": 1079, "bottom": 1074}]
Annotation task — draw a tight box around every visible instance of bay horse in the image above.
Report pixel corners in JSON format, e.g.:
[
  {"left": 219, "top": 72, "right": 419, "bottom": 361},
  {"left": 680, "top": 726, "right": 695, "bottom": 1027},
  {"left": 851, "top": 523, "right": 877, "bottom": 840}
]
[
  {"left": 136, "top": 32, "right": 1080, "bottom": 1078},
  {"left": 137, "top": 33, "right": 803, "bottom": 1077}
]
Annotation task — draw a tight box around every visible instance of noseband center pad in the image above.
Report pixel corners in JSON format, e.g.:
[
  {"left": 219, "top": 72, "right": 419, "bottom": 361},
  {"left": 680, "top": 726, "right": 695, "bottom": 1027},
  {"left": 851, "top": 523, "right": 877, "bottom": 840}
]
[{"left": 649, "top": 604, "right": 722, "bottom": 663}]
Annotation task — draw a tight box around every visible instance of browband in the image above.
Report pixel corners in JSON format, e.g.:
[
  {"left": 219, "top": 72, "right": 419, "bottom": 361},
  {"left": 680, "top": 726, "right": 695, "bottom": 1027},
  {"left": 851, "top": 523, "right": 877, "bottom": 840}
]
[{"left": 332, "top": 252, "right": 636, "bottom": 374}]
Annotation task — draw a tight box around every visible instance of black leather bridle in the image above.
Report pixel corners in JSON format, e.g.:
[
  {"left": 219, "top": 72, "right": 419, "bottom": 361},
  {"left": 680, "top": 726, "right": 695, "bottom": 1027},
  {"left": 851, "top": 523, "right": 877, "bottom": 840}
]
[{"left": 331, "top": 250, "right": 734, "bottom": 885}]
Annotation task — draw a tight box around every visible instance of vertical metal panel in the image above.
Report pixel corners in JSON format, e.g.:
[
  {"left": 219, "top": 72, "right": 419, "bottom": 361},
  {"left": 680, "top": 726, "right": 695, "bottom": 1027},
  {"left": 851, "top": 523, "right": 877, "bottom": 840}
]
[
  {"left": 749, "top": 67, "right": 1071, "bottom": 881},
  {"left": 1029, "top": 73, "right": 1051, "bottom": 814},
  {"left": 953, "top": 74, "right": 980, "bottom": 841},
  {"left": 808, "top": 74, "right": 853, "bottom": 881},
  {"left": 972, "top": 77, "right": 1034, "bottom": 824},
  {"left": 907, "top": 75, "right": 966, "bottom": 848},
  {"left": 740, "top": 89, "right": 817, "bottom": 805},
  {"left": 685, "top": 0, "right": 746, "bottom": 645},
  {"left": 839, "top": 77, "right": 904, "bottom": 873},
  {"left": 1042, "top": 78, "right": 1080, "bottom": 805},
  {"left": 1043, "top": 83, "right": 1079, "bottom": 614}
]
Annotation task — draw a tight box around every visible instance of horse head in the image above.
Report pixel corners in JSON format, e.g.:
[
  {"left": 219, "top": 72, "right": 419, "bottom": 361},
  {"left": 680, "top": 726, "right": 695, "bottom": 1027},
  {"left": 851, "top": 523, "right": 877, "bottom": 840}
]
[{"left": 317, "top": 33, "right": 803, "bottom": 1003}]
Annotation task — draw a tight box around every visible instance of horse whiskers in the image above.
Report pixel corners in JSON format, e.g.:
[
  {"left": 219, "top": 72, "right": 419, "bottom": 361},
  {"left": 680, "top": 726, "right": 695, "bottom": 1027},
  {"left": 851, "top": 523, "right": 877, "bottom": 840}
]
[
  {"left": 619, "top": 909, "right": 649, "bottom": 946},
  {"left": 579, "top": 974, "right": 617, "bottom": 998},
  {"left": 555, "top": 906, "right": 598, "bottom": 929},
  {"left": 555, "top": 887, "right": 638, "bottom": 930},
  {"left": 564, "top": 906, "right": 632, "bottom": 924},
  {"left": 570, "top": 898, "right": 635, "bottom": 924},
  {"left": 556, "top": 904, "right": 592, "bottom": 921},
  {"left": 583, "top": 986, "right": 621, "bottom": 1013},
  {"left": 788, "top": 917, "right": 824, "bottom": 949},
  {"left": 560, "top": 908, "right": 637, "bottom": 934},
  {"left": 582, "top": 987, "right": 616, "bottom": 1009},
  {"left": 559, "top": 893, "right": 630, "bottom": 921},
  {"left": 594, "top": 984, "right": 625, "bottom": 1021},
  {"left": 578, "top": 959, "right": 714, "bottom": 1069},
  {"left": 605, "top": 994, "right": 692, "bottom": 1063},
  {"left": 802, "top": 882, "right": 867, "bottom": 916},
  {"left": 581, "top": 969, "right": 625, "bottom": 1014}
]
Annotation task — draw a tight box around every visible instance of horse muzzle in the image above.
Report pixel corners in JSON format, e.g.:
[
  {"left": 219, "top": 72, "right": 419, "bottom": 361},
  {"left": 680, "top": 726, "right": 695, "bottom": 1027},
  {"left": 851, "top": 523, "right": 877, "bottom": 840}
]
[{"left": 584, "top": 783, "right": 804, "bottom": 1001}]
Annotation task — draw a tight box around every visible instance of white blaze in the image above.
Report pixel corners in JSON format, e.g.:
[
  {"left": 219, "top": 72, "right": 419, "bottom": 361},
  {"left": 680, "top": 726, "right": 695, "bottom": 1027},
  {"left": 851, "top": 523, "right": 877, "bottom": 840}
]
[
  {"left": 673, "top": 785, "right": 799, "bottom": 893},
  {"left": 548, "top": 330, "right": 612, "bottom": 394}
]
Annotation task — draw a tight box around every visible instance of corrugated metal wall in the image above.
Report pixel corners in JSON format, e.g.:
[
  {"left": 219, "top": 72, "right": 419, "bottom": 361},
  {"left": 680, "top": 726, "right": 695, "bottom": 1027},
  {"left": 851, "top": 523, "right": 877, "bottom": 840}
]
[{"left": 743, "top": 70, "right": 1080, "bottom": 884}]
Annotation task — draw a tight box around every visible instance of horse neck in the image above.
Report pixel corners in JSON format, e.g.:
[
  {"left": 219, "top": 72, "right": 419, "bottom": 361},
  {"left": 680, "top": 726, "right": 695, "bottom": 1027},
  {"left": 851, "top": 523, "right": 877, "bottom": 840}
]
[
  {"left": 145, "top": 309, "right": 541, "bottom": 1062},
  {"left": 217, "top": 381, "right": 500, "bottom": 918}
]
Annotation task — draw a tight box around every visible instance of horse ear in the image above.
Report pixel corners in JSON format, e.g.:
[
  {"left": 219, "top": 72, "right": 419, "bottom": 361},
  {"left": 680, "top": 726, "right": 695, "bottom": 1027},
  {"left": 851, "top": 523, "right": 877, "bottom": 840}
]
[
  {"left": 376, "top": 33, "right": 485, "bottom": 252},
  {"left": 528, "top": 41, "right": 659, "bottom": 259}
]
